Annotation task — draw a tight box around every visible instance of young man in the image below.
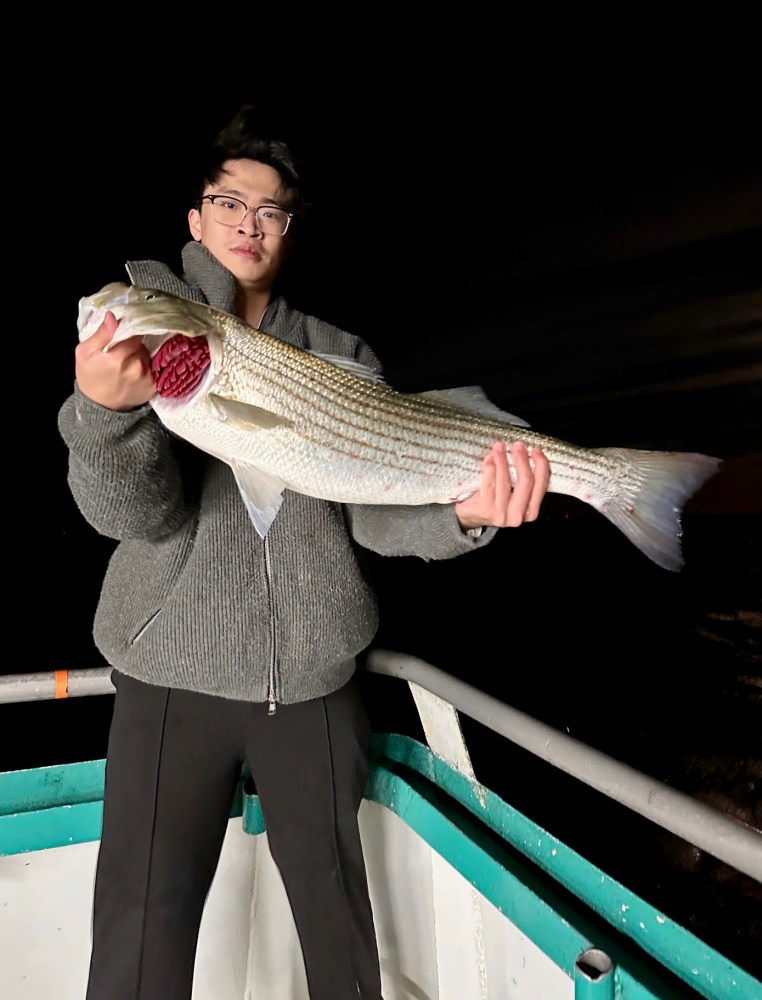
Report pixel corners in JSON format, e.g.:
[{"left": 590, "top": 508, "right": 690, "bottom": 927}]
[{"left": 58, "top": 106, "right": 550, "bottom": 1000}]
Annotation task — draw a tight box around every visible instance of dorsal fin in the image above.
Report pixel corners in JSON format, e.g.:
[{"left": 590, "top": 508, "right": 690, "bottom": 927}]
[
  {"left": 415, "top": 386, "right": 530, "bottom": 427},
  {"left": 309, "top": 352, "right": 388, "bottom": 385}
]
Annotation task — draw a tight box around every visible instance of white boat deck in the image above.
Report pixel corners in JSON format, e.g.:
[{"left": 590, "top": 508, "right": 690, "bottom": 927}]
[{"left": 3, "top": 802, "right": 577, "bottom": 1000}]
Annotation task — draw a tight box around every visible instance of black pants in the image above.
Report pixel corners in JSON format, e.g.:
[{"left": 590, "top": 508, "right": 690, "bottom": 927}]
[{"left": 86, "top": 671, "right": 382, "bottom": 1000}]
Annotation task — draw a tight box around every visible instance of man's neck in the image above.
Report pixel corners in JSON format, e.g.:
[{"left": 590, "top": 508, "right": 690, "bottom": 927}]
[{"left": 236, "top": 288, "right": 271, "bottom": 329}]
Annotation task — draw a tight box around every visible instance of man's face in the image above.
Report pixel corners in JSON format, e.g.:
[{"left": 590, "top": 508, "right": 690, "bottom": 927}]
[{"left": 188, "top": 159, "right": 293, "bottom": 291}]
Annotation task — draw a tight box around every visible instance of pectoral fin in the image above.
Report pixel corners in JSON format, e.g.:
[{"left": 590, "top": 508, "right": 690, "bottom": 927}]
[
  {"left": 207, "top": 395, "right": 291, "bottom": 535},
  {"left": 208, "top": 394, "right": 292, "bottom": 431},
  {"left": 230, "top": 461, "right": 286, "bottom": 537}
]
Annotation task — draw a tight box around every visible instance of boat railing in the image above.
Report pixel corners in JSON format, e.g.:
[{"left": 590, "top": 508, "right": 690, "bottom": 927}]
[{"left": 1, "top": 651, "right": 760, "bottom": 883}]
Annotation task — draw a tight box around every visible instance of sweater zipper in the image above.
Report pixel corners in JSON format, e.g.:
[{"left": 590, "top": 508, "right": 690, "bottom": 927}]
[
  {"left": 257, "top": 305, "right": 278, "bottom": 715},
  {"left": 264, "top": 535, "right": 278, "bottom": 715}
]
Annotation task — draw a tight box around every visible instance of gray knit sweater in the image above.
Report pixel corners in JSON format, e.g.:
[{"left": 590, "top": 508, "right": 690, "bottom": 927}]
[{"left": 58, "top": 242, "right": 495, "bottom": 704}]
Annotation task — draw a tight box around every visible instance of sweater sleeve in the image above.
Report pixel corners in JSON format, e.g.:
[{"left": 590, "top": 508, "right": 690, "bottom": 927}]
[
  {"left": 57, "top": 385, "right": 198, "bottom": 540},
  {"left": 344, "top": 501, "right": 497, "bottom": 560}
]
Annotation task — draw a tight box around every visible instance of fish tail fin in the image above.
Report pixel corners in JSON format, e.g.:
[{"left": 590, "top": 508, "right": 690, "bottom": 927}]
[{"left": 595, "top": 448, "right": 723, "bottom": 571}]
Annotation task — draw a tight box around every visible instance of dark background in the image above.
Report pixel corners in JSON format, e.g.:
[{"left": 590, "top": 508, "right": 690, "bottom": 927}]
[{"left": 5, "top": 58, "right": 761, "bottom": 976}]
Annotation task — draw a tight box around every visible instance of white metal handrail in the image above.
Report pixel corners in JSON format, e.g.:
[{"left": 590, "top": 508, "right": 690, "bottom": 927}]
[{"left": 364, "top": 649, "right": 762, "bottom": 884}]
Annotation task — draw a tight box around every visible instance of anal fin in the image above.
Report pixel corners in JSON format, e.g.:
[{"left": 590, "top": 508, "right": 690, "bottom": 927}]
[{"left": 230, "top": 461, "right": 287, "bottom": 537}]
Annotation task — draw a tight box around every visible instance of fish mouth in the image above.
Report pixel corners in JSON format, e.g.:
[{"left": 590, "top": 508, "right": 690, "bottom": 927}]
[{"left": 151, "top": 334, "right": 212, "bottom": 399}]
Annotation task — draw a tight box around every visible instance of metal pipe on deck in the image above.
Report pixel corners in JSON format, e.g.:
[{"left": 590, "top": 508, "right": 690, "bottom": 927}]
[
  {"left": 0, "top": 668, "right": 115, "bottom": 703},
  {"left": 574, "top": 949, "right": 616, "bottom": 999}
]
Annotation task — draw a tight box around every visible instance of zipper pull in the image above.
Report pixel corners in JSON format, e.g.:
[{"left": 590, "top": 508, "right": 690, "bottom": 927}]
[{"left": 268, "top": 696, "right": 277, "bottom": 716}]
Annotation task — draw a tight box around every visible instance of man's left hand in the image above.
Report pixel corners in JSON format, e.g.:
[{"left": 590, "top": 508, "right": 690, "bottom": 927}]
[{"left": 455, "top": 441, "right": 550, "bottom": 530}]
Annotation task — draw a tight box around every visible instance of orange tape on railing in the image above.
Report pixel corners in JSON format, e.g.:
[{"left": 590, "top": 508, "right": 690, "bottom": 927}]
[{"left": 54, "top": 670, "right": 69, "bottom": 699}]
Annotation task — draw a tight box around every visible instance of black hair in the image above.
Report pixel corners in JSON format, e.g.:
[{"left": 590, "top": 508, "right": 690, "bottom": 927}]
[{"left": 193, "top": 104, "right": 310, "bottom": 221}]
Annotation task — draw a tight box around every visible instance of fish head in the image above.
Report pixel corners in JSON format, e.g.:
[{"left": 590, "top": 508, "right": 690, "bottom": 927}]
[
  {"left": 77, "top": 283, "right": 220, "bottom": 349},
  {"left": 77, "top": 282, "right": 229, "bottom": 403},
  {"left": 77, "top": 282, "right": 143, "bottom": 341}
]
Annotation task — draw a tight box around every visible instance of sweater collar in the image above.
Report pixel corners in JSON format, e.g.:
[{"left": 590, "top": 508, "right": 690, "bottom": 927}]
[
  {"left": 179, "top": 241, "right": 298, "bottom": 342},
  {"left": 180, "top": 241, "right": 238, "bottom": 312}
]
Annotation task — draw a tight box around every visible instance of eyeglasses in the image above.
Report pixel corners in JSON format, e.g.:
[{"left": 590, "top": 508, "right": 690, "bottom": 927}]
[{"left": 199, "top": 195, "right": 294, "bottom": 236}]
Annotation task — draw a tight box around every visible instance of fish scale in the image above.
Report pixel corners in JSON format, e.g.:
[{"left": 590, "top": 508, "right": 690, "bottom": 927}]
[{"left": 76, "top": 282, "right": 723, "bottom": 571}]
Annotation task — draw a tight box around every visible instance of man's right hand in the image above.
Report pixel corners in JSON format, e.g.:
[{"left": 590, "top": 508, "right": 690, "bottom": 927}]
[{"left": 75, "top": 312, "right": 156, "bottom": 411}]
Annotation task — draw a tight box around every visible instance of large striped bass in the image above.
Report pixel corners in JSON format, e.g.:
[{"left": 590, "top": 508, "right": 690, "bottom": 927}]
[{"left": 77, "top": 282, "right": 722, "bottom": 572}]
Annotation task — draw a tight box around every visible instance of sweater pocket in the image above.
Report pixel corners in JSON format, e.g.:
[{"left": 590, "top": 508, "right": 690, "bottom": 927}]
[{"left": 92, "top": 520, "right": 197, "bottom": 659}]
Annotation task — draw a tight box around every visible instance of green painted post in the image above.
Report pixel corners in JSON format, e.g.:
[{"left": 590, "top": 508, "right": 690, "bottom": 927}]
[{"left": 575, "top": 948, "right": 615, "bottom": 1000}]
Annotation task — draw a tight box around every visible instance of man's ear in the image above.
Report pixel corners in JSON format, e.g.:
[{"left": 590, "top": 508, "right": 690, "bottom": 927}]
[{"left": 188, "top": 208, "right": 202, "bottom": 241}]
